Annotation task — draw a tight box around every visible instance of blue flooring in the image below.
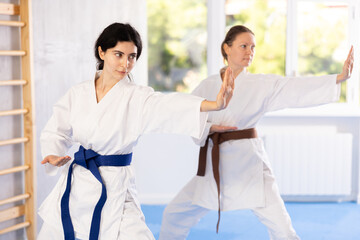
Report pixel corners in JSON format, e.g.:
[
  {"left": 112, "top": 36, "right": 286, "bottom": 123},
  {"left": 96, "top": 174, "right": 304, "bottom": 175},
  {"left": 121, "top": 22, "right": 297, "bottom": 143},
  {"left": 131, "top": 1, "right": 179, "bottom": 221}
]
[{"left": 141, "top": 202, "right": 360, "bottom": 240}]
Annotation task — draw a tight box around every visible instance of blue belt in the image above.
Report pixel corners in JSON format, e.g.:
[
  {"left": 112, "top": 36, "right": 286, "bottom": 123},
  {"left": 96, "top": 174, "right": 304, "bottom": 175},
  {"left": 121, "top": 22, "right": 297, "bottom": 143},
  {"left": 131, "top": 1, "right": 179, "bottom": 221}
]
[{"left": 60, "top": 145, "right": 132, "bottom": 240}]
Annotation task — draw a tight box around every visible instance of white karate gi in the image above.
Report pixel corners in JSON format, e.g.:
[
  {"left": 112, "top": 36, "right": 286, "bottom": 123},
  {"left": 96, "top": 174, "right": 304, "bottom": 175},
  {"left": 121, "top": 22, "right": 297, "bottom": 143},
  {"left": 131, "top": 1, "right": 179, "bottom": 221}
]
[
  {"left": 37, "top": 73, "right": 208, "bottom": 240},
  {"left": 160, "top": 71, "right": 340, "bottom": 240}
]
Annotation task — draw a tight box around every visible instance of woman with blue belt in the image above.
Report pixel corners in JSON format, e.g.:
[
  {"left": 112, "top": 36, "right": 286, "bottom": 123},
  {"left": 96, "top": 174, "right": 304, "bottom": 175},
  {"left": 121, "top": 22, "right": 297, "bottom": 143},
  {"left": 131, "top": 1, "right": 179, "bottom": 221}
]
[{"left": 37, "top": 22, "right": 234, "bottom": 240}]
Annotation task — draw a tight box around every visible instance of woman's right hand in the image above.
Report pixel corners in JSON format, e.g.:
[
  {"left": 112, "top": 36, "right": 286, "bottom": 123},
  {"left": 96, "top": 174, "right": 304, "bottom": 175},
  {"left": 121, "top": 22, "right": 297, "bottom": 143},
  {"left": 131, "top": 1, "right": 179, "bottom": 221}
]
[
  {"left": 210, "top": 124, "right": 238, "bottom": 134},
  {"left": 41, "top": 155, "right": 71, "bottom": 167},
  {"left": 215, "top": 67, "right": 234, "bottom": 110},
  {"left": 336, "top": 45, "right": 354, "bottom": 83},
  {"left": 200, "top": 67, "right": 235, "bottom": 112}
]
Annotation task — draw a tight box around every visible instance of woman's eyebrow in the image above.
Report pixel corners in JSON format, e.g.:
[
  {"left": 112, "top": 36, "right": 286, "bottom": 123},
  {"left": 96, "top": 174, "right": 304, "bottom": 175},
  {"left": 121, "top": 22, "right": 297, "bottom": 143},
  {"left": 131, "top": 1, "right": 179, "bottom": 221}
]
[
  {"left": 112, "top": 50, "right": 124, "bottom": 54},
  {"left": 112, "top": 50, "right": 137, "bottom": 55}
]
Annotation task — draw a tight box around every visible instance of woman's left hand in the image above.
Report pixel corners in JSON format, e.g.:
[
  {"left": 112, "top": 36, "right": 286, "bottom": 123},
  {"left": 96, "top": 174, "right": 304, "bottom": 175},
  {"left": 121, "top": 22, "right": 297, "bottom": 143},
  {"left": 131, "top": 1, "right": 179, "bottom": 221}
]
[
  {"left": 337, "top": 46, "right": 354, "bottom": 83},
  {"left": 210, "top": 124, "right": 238, "bottom": 134},
  {"left": 41, "top": 155, "right": 71, "bottom": 167}
]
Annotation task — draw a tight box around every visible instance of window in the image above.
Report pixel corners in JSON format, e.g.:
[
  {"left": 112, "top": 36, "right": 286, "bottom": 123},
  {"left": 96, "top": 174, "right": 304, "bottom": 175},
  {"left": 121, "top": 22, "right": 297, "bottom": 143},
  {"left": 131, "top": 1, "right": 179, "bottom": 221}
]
[
  {"left": 147, "top": 0, "right": 207, "bottom": 93},
  {"left": 296, "top": 1, "right": 349, "bottom": 102},
  {"left": 147, "top": 0, "right": 359, "bottom": 104}
]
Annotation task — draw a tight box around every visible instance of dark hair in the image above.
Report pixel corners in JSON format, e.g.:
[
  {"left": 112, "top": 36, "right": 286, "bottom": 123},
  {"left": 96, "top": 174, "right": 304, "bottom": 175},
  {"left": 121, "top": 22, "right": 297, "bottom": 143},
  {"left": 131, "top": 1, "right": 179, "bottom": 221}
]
[
  {"left": 221, "top": 25, "right": 254, "bottom": 62},
  {"left": 94, "top": 23, "right": 142, "bottom": 70}
]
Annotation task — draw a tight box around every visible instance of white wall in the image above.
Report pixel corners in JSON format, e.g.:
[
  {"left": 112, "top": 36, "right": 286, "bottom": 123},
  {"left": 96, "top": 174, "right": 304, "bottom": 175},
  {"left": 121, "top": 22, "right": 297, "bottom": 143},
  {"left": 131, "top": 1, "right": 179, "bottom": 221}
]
[
  {"left": 258, "top": 105, "right": 360, "bottom": 202},
  {"left": 132, "top": 134, "right": 200, "bottom": 204}
]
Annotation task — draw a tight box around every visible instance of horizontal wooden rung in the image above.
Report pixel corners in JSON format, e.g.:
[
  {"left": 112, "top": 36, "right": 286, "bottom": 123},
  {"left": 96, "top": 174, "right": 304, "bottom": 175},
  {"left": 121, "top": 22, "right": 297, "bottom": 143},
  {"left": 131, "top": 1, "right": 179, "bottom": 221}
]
[
  {"left": 0, "top": 109, "right": 28, "bottom": 117},
  {"left": 0, "top": 20, "right": 25, "bottom": 27},
  {"left": 0, "top": 205, "right": 25, "bottom": 223},
  {"left": 0, "top": 50, "right": 26, "bottom": 56},
  {"left": 0, "top": 165, "right": 30, "bottom": 176},
  {"left": 0, "top": 193, "right": 30, "bottom": 207},
  {"left": 0, "top": 3, "right": 20, "bottom": 15},
  {"left": 0, "top": 221, "right": 30, "bottom": 235},
  {"left": 0, "top": 80, "right": 27, "bottom": 86},
  {"left": 0, "top": 137, "right": 29, "bottom": 147}
]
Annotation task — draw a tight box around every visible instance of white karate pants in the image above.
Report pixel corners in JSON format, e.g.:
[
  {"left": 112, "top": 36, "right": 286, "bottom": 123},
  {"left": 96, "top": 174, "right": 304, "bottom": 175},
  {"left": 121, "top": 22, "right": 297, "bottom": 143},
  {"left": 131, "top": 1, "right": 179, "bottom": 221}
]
[
  {"left": 159, "top": 164, "right": 300, "bottom": 240},
  {"left": 37, "top": 191, "right": 155, "bottom": 240}
]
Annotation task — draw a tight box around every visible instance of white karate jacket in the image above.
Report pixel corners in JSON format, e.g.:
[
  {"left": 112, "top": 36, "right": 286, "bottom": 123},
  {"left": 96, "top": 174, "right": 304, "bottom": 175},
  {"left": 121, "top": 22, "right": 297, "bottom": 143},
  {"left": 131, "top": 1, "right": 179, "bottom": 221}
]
[
  {"left": 39, "top": 73, "right": 208, "bottom": 239},
  {"left": 189, "top": 70, "right": 340, "bottom": 211}
]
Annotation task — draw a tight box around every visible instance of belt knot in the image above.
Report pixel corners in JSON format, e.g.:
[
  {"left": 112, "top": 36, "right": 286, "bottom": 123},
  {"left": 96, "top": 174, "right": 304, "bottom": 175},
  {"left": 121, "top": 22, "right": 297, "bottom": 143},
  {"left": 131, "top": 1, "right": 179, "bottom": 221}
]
[{"left": 74, "top": 146, "right": 99, "bottom": 169}]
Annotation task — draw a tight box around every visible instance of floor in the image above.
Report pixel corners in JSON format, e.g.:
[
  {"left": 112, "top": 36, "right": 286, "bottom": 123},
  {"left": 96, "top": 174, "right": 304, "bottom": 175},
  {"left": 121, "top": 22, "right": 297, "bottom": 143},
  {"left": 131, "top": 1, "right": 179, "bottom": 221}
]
[{"left": 142, "top": 202, "right": 360, "bottom": 240}]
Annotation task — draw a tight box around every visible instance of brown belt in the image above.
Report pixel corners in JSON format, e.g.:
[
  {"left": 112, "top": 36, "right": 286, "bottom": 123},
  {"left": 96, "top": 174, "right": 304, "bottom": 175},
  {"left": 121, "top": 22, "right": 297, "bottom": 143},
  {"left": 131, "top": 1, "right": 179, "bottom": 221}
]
[{"left": 196, "top": 128, "right": 258, "bottom": 233}]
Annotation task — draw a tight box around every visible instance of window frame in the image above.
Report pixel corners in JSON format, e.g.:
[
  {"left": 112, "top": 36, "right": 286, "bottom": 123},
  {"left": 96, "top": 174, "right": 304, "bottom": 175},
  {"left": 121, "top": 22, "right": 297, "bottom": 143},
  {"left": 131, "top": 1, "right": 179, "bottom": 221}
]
[{"left": 208, "top": 0, "right": 360, "bottom": 105}]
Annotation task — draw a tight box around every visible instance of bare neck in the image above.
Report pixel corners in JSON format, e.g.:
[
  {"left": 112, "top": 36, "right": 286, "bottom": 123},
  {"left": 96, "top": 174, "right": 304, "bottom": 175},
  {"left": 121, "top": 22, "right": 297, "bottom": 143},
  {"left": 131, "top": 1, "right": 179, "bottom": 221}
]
[
  {"left": 95, "top": 72, "right": 121, "bottom": 103},
  {"left": 232, "top": 66, "right": 245, "bottom": 79},
  {"left": 96, "top": 72, "right": 119, "bottom": 92}
]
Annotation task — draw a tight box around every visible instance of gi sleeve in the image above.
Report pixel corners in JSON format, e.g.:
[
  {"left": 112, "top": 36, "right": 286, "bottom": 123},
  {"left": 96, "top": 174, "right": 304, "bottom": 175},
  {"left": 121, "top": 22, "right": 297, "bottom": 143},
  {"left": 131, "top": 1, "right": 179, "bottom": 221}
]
[
  {"left": 40, "top": 88, "right": 73, "bottom": 176},
  {"left": 266, "top": 74, "right": 340, "bottom": 112},
  {"left": 139, "top": 87, "right": 208, "bottom": 139},
  {"left": 190, "top": 81, "right": 212, "bottom": 146},
  {"left": 192, "top": 122, "right": 211, "bottom": 147}
]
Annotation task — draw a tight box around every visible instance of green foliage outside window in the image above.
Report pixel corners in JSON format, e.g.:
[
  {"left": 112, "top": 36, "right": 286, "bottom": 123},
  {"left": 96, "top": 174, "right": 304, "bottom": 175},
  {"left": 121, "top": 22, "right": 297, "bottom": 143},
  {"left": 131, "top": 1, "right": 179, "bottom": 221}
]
[{"left": 147, "top": 0, "right": 207, "bottom": 92}]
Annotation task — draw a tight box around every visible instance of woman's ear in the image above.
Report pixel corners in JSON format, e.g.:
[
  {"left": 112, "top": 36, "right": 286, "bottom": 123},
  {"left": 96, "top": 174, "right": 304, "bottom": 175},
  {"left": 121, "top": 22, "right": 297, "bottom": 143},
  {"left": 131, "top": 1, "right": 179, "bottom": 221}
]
[
  {"left": 224, "top": 43, "right": 230, "bottom": 56},
  {"left": 98, "top": 46, "right": 105, "bottom": 60}
]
